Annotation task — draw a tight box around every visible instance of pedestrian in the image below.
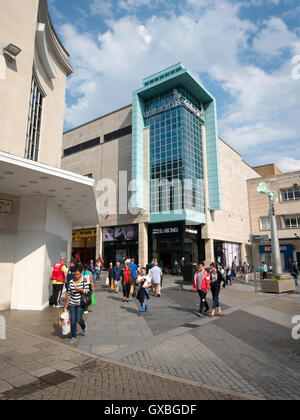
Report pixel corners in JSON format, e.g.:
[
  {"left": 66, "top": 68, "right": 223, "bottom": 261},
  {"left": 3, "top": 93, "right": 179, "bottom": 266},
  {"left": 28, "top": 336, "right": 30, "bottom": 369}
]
[
  {"left": 129, "top": 258, "right": 138, "bottom": 279},
  {"left": 242, "top": 262, "right": 249, "bottom": 284},
  {"left": 290, "top": 261, "right": 299, "bottom": 286},
  {"left": 193, "top": 263, "right": 210, "bottom": 317},
  {"left": 82, "top": 264, "right": 94, "bottom": 314},
  {"left": 122, "top": 262, "right": 133, "bottom": 302},
  {"left": 51, "top": 257, "right": 68, "bottom": 308},
  {"left": 149, "top": 262, "right": 163, "bottom": 297},
  {"left": 226, "top": 266, "right": 234, "bottom": 286},
  {"left": 232, "top": 257, "right": 237, "bottom": 281},
  {"left": 261, "top": 261, "right": 268, "bottom": 279},
  {"left": 179, "top": 257, "right": 185, "bottom": 275},
  {"left": 66, "top": 260, "right": 77, "bottom": 294},
  {"left": 94, "top": 259, "right": 101, "bottom": 283},
  {"left": 88, "top": 259, "right": 95, "bottom": 275},
  {"left": 64, "top": 265, "right": 89, "bottom": 344},
  {"left": 136, "top": 267, "right": 152, "bottom": 316},
  {"left": 210, "top": 263, "right": 225, "bottom": 317},
  {"left": 107, "top": 262, "right": 114, "bottom": 288},
  {"left": 112, "top": 261, "right": 123, "bottom": 293}
]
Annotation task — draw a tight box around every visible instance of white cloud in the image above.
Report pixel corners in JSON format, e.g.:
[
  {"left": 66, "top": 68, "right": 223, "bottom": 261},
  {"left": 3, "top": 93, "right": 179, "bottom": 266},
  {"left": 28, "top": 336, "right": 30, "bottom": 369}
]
[
  {"left": 252, "top": 17, "right": 297, "bottom": 56},
  {"left": 60, "top": 0, "right": 300, "bottom": 165},
  {"left": 277, "top": 157, "right": 300, "bottom": 172}
]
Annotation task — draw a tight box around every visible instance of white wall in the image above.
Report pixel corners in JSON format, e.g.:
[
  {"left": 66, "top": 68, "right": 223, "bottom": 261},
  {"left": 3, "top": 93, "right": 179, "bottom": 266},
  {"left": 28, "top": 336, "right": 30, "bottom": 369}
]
[
  {"left": 0, "top": 194, "right": 20, "bottom": 310},
  {"left": 10, "top": 195, "right": 72, "bottom": 310}
]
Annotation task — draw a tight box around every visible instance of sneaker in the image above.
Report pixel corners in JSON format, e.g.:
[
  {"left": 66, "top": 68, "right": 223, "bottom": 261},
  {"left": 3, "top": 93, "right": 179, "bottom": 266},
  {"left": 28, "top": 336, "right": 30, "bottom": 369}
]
[
  {"left": 195, "top": 312, "right": 202, "bottom": 317},
  {"left": 82, "top": 328, "right": 88, "bottom": 337},
  {"left": 157, "top": 294, "right": 161, "bottom": 297},
  {"left": 69, "top": 338, "right": 76, "bottom": 344}
]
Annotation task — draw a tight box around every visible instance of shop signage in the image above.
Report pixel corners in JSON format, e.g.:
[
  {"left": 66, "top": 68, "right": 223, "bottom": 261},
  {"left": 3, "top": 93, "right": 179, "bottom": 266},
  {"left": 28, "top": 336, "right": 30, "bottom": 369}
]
[
  {"left": 185, "top": 227, "right": 197, "bottom": 235},
  {"left": 153, "top": 227, "right": 179, "bottom": 235},
  {"left": 261, "top": 245, "right": 291, "bottom": 253},
  {"left": 250, "top": 235, "right": 269, "bottom": 243},
  {"left": 0, "top": 199, "right": 12, "bottom": 214},
  {"left": 144, "top": 89, "right": 205, "bottom": 122}
]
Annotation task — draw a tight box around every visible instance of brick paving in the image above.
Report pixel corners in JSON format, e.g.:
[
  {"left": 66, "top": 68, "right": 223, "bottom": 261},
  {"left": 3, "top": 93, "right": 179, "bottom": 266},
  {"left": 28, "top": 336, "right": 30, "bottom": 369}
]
[{"left": 1, "top": 276, "right": 299, "bottom": 400}]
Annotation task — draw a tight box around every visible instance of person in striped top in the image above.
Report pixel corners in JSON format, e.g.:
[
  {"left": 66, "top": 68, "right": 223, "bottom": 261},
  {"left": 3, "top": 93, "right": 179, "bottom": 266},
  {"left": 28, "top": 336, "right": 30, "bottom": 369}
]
[{"left": 65, "top": 265, "right": 90, "bottom": 344}]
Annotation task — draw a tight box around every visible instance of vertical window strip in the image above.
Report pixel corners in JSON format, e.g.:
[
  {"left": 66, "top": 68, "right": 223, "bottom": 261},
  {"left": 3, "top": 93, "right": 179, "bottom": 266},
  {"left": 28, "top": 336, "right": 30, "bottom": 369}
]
[{"left": 25, "top": 75, "right": 43, "bottom": 161}]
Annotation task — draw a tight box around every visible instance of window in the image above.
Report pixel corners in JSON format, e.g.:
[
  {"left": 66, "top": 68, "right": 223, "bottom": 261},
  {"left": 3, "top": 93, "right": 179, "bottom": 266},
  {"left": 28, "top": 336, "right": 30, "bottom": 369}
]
[
  {"left": 103, "top": 126, "right": 132, "bottom": 142},
  {"left": 260, "top": 216, "right": 281, "bottom": 230},
  {"left": 25, "top": 75, "right": 44, "bottom": 161},
  {"left": 63, "top": 137, "right": 100, "bottom": 157},
  {"left": 283, "top": 215, "right": 300, "bottom": 229},
  {"left": 281, "top": 187, "right": 300, "bottom": 201}
]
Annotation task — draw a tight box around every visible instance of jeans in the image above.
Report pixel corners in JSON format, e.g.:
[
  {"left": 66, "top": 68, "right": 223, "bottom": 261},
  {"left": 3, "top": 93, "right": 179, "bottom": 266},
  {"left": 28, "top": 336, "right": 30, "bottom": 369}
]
[
  {"left": 139, "top": 296, "right": 148, "bottom": 314},
  {"left": 197, "top": 291, "right": 209, "bottom": 313},
  {"left": 123, "top": 282, "right": 131, "bottom": 299},
  {"left": 211, "top": 291, "right": 220, "bottom": 309},
  {"left": 95, "top": 267, "right": 100, "bottom": 282},
  {"left": 293, "top": 275, "right": 299, "bottom": 286},
  {"left": 69, "top": 305, "right": 86, "bottom": 339}
]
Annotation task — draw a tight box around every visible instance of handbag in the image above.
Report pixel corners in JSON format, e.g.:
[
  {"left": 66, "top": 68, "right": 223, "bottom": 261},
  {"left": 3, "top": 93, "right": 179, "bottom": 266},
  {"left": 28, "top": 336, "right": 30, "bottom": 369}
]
[{"left": 80, "top": 279, "right": 92, "bottom": 308}]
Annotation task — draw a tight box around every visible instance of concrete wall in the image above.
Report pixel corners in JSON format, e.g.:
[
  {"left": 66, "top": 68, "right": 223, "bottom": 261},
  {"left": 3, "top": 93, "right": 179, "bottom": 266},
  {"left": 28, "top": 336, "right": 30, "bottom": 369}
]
[
  {"left": 0, "top": 0, "right": 71, "bottom": 168},
  {"left": 203, "top": 139, "right": 260, "bottom": 245},
  {"left": 10, "top": 195, "right": 72, "bottom": 310},
  {"left": 0, "top": 193, "right": 20, "bottom": 310},
  {"left": 62, "top": 105, "right": 150, "bottom": 258}
]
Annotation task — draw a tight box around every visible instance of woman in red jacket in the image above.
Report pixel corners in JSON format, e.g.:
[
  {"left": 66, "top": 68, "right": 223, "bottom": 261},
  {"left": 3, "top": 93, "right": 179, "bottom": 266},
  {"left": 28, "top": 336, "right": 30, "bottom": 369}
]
[{"left": 193, "top": 263, "right": 210, "bottom": 317}]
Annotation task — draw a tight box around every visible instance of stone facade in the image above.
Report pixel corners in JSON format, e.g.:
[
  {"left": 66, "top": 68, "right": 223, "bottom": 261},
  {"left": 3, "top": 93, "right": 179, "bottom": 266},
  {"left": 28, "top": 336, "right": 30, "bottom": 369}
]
[
  {"left": 0, "top": 0, "right": 73, "bottom": 168},
  {"left": 248, "top": 172, "right": 300, "bottom": 267}
]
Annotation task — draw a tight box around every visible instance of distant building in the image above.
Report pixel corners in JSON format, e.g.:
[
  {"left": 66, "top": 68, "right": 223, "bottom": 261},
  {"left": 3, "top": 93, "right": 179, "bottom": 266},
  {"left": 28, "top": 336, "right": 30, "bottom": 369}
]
[
  {"left": 253, "top": 164, "right": 282, "bottom": 177},
  {"left": 248, "top": 171, "right": 300, "bottom": 270},
  {"left": 0, "top": 0, "right": 99, "bottom": 310},
  {"left": 62, "top": 63, "right": 260, "bottom": 269}
]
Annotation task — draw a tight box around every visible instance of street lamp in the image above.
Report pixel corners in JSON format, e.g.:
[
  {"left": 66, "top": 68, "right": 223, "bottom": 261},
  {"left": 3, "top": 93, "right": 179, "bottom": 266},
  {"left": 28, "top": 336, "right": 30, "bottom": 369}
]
[
  {"left": 257, "top": 182, "right": 283, "bottom": 276},
  {"left": 3, "top": 44, "right": 22, "bottom": 61}
]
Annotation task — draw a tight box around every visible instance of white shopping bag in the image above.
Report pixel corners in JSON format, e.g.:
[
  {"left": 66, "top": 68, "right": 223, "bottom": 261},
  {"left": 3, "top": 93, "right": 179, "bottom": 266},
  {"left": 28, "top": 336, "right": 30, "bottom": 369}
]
[
  {"left": 105, "top": 276, "right": 109, "bottom": 286},
  {"left": 61, "top": 310, "right": 71, "bottom": 336}
]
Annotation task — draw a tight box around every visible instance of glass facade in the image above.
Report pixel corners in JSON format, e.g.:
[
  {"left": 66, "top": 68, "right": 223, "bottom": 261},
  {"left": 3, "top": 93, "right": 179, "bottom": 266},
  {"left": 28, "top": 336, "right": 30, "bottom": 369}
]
[{"left": 146, "top": 86, "right": 205, "bottom": 217}]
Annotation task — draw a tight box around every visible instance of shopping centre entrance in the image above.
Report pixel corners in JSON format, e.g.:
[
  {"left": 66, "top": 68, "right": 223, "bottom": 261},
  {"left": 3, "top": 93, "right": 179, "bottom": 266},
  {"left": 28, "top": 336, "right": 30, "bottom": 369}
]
[{"left": 72, "top": 228, "right": 96, "bottom": 264}]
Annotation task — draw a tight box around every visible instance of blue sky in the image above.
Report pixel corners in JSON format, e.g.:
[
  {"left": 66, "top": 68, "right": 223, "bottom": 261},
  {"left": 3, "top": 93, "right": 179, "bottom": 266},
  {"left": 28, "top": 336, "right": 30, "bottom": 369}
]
[{"left": 49, "top": 0, "right": 300, "bottom": 171}]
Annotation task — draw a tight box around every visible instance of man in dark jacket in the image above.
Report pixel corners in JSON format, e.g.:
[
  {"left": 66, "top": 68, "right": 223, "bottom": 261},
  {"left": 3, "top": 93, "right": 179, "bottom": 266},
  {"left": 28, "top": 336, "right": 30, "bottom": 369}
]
[
  {"left": 290, "top": 262, "right": 299, "bottom": 286},
  {"left": 112, "top": 262, "right": 123, "bottom": 293}
]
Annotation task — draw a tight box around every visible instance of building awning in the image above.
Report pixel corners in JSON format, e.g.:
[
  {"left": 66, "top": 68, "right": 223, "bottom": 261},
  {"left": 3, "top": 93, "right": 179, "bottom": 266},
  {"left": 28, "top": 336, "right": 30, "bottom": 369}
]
[{"left": 0, "top": 152, "right": 99, "bottom": 227}]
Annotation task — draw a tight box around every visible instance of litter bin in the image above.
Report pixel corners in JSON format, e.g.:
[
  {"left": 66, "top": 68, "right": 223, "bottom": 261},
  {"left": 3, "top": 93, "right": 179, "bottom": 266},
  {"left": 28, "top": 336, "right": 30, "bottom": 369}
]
[{"left": 183, "top": 262, "right": 196, "bottom": 284}]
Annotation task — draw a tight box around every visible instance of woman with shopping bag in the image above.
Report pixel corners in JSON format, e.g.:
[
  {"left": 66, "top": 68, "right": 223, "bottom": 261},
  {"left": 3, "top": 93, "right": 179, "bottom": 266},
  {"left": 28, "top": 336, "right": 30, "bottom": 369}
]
[{"left": 65, "top": 265, "right": 90, "bottom": 344}]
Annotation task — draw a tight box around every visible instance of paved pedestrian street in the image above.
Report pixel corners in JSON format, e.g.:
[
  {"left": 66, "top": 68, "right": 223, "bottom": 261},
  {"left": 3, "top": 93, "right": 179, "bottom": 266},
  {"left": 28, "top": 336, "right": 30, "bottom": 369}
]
[{"left": 1, "top": 277, "right": 299, "bottom": 400}]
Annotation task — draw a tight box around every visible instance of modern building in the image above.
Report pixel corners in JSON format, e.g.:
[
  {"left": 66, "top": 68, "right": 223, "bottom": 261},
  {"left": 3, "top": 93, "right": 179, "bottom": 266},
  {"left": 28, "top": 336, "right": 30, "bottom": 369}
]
[
  {"left": 0, "top": 0, "right": 99, "bottom": 310},
  {"left": 248, "top": 171, "right": 300, "bottom": 270},
  {"left": 62, "top": 63, "right": 260, "bottom": 270}
]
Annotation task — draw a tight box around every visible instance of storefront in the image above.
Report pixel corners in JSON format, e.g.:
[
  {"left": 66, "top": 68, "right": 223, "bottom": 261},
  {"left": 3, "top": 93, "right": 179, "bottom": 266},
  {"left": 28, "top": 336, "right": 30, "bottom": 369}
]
[
  {"left": 72, "top": 228, "right": 97, "bottom": 265},
  {"left": 103, "top": 225, "right": 138, "bottom": 266},
  {"left": 214, "top": 241, "right": 242, "bottom": 267},
  {"left": 259, "top": 244, "right": 294, "bottom": 271},
  {"left": 148, "top": 222, "right": 204, "bottom": 273}
]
